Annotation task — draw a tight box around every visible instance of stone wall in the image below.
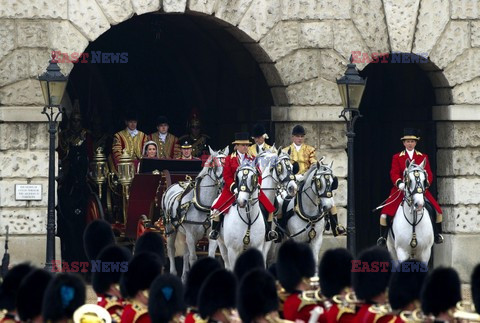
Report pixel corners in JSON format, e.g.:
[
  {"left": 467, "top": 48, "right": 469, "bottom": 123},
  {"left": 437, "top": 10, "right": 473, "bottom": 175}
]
[{"left": 0, "top": 0, "right": 480, "bottom": 277}]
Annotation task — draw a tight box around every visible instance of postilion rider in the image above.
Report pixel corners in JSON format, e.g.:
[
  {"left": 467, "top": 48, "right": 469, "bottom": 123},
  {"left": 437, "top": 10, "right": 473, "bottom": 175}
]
[
  {"left": 282, "top": 125, "right": 345, "bottom": 237},
  {"left": 377, "top": 128, "right": 443, "bottom": 247},
  {"left": 209, "top": 132, "right": 278, "bottom": 241}
]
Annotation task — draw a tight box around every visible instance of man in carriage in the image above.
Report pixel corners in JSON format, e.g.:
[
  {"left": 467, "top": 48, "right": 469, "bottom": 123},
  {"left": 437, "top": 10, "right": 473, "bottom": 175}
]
[
  {"left": 179, "top": 111, "right": 210, "bottom": 158},
  {"left": 177, "top": 139, "right": 200, "bottom": 160},
  {"left": 149, "top": 115, "right": 180, "bottom": 159},
  {"left": 377, "top": 128, "right": 443, "bottom": 247},
  {"left": 209, "top": 132, "right": 278, "bottom": 241}
]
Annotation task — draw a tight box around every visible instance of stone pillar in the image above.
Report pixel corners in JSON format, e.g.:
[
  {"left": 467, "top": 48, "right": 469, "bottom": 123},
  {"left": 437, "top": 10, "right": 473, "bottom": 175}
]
[
  {"left": 433, "top": 105, "right": 480, "bottom": 282},
  {"left": 272, "top": 106, "right": 348, "bottom": 251}
]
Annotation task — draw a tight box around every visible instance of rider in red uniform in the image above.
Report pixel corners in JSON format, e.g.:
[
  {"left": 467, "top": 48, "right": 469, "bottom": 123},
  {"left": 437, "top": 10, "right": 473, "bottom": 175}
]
[
  {"left": 209, "top": 132, "right": 278, "bottom": 241},
  {"left": 377, "top": 128, "right": 443, "bottom": 247}
]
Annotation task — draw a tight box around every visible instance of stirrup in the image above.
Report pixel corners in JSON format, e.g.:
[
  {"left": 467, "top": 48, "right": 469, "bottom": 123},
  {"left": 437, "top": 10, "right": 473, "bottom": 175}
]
[
  {"left": 209, "top": 230, "right": 219, "bottom": 240},
  {"left": 377, "top": 237, "right": 387, "bottom": 247},
  {"left": 334, "top": 225, "right": 346, "bottom": 237},
  {"left": 434, "top": 234, "right": 444, "bottom": 244},
  {"left": 266, "top": 230, "right": 278, "bottom": 242}
]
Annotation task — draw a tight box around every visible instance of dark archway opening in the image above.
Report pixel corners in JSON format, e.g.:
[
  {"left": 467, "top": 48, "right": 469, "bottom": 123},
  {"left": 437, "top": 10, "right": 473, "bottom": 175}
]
[
  {"left": 355, "top": 57, "right": 438, "bottom": 253},
  {"left": 59, "top": 13, "right": 275, "bottom": 264}
]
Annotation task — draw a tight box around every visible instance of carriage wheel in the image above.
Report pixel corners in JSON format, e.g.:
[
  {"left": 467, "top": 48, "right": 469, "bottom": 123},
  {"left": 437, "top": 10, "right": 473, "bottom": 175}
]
[{"left": 85, "top": 191, "right": 105, "bottom": 224}]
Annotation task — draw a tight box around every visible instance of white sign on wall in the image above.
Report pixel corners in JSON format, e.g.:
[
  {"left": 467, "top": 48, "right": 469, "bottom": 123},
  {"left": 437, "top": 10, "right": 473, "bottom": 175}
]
[{"left": 15, "top": 184, "right": 43, "bottom": 201}]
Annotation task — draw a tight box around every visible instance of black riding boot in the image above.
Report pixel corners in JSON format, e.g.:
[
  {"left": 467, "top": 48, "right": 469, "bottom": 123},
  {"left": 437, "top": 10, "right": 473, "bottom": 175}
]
[
  {"left": 434, "top": 222, "right": 444, "bottom": 244},
  {"left": 329, "top": 213, "right": 346, "bottom": 237},
  {"left": 376, "top": 217, "right": 391, "bottom": 247}
]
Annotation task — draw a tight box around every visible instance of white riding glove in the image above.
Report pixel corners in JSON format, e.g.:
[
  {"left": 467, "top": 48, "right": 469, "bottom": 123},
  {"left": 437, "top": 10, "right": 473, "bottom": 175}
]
[{"left": 398, "top": 182, "right": 405, "bottom": 190}]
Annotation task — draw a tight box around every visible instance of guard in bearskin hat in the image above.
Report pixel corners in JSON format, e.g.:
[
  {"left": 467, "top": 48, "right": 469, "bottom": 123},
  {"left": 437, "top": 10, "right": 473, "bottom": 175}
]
[
  {"left": 248, "top": 124, "right": 271, "bottom": 157},
  {"left": 184, "top": 257, "right": 222, "bottom": 323},
  {"left": 148, "top": 274, "right": 185, "bottom": 323},
  {"left": 16, "top": 268, "right": 53, "bottom": 323},
  {"left": 319, "top": 248, "right": 355, "bottom": 323},
  {"left": 277, "top": 240, "right": 325, "bottom": 322},
  {"left": 134, "top": 231, "right": 166, "bottom": 263},
  {"left": 93, "top": 245, "right": 132, "bottom": 320},
  {"left": 83, "top": 219, "right": 116, "bottom": 261},
  {"left": 0, "top": 263, "right": 34, "bottom": 323},
  {"left": 472, "top": 264, "right": 480, "bottom": 315},
  {"left": 421, "top": 267, "right": 461, "bottom": 322},
  {"left": 198, "top": 269, "right": 239, "bottom": 323},
  {"left": 42, "top": 273, "right": 86, "bottom": 323},
  {"left": 377, "top": 127, "right": 443, "bottom": 246},
  {"left": 148, "top": 116, "right": 180, "bottom": 159},
  {"left": 238, "top": 268, "right": 289, "bottom": 323},
  {"left": 388, "top": 260, "right": 428, "bottom": 322},
  {"left": 120, "top": 252, "right": 163, "bottom": 323},
  {"left": 209, "top": 132, "right": 278, "bottom": 241},
  {"left": 233, "top": 248, "right": 265, "bottom": 282},
  {"left": 352, "top": 246, "right": 392, "bottom": 323}
]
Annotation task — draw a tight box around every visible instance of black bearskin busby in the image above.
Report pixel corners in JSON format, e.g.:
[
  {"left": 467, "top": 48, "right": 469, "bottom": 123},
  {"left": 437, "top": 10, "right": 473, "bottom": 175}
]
[
  {"left": 292, "top": 125, "right": 306, "bottom": 136},
  {"left": 277, "top": 240, "right": 315, "bottom": 293},
  {"left": 120, "top": 252, "right": 163, "bottom": 299},
  {"left": 42, "top": 273, "right": 86, "bottom": 322},
  {"left": 421, "top": 267, "right": 461, "bottom": 316},
  {"left": 388, "top": 260, "right": 428, "bottom": 310},
  {"left": 83, "top": 220, "right": 115, "bottom": 261},
  {"left": 471, "top": 264, "right": 480, "bottom": 314},
  {"left": 319, "top": 248, "right": 353, "bottom": 298},
  {"left": 198, "top": 269, "right": 237, "bottom": 319},
  {"left": 352, "top": 246, "right": 392, "bottom": 303},
  {"left": 238, "top": 269, "right": 279, "bottom": 323},
  {"left": 0, "top": 263, "right": 34, "bottom": 311},
  {"left": 149, "top": 274, "right": 185, "bottom": 323},
  {"left": 233, "top": 248, "right": 265, "bottom": 281},
  {"left": 134, "top": 232, "right": 165, "bottom": 265},
  {"left": 185, "top": 257, "right": 222, "bottom": 307},
  {"left": 17, "top": 268, "right": 53, "bottom": 322},
  {"left": 92, "top": 245, "right": 132, "bottom": 295}
]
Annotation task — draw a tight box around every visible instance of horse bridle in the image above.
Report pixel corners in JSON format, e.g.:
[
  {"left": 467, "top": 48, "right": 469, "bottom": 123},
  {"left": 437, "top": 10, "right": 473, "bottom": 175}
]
[
  {"left": 235, "top": 165, "right": 259, "bottom": 196},
  {"left": 403, "top": 166, "right": 427, "bottom": 206},
  {"left": 263, "top": 155, "right": 296, "bottom": 193}
]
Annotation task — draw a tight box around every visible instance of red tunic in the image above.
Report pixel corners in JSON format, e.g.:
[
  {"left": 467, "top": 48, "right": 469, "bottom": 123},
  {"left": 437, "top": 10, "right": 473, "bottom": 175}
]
[
  {"left": 283, "top": 293, "right": 327, "bottom": 323},
  {"left": 211, "top": 152, "right": 275, "bottom": 214},
  {"left": 97, "top": 294, "right": 125, "bottom": 320},
  {"left": 353, "top": 304, "right": 395, "bottom": 323},
  {"left": 325, "top": 303, "right": 356, "bottom": 323},
  {"left": 120, "top": 301, "right": 151, "bottom": 323},
  {"left": 381, "top": 150, "right": 442, "bottom": 217}
]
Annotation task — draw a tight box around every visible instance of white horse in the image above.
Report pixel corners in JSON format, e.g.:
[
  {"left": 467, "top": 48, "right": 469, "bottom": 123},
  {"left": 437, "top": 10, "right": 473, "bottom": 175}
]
[
  {"left": 220, "top": 163, "right": 267, "bottom": 270},
  {"left": 161, "top": 146, "right": 229, "bottom": 279},
  {"left": 387, "top": 159, "right": 434, "bottom": 263},
  {"left": 281, "top": 159, "right": 337, "bottom": 266}
]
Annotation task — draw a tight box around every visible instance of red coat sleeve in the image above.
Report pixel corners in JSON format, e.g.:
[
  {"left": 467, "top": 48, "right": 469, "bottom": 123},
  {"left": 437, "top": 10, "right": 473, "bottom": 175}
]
[
  {"left": 423, "top": 155, "right": 433, "bottom": 185},
  {"left": 390, "top": 154, "right": 403, "bottom": 187},
  {"left": 224, "top": 155, "right": 237, "bottom": 192}
]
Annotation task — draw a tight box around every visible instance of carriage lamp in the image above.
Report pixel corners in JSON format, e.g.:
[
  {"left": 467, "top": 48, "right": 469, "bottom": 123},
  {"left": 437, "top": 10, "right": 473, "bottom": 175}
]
[
  {"left": 91, "top": 147, "right": 108, "bottom": 199},
  {"left": 38, "top": 57, "right": 68, "bottom": 272},
  {"left": 337, "top": 56, "right": 367, "bottom": 256},
  {"left": 117, "top": 149, "right": 135, "bottom": 223}
]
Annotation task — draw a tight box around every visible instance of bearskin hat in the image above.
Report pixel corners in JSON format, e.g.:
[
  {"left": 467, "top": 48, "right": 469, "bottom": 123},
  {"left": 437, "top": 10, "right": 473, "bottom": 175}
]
[
  {"left": 149, "top": 274, "right": 185, "bottom": 323},
  {"left": 42, "top": 273, "right": 86, "bottom": 322},
  {"left": 238, "top": 269, "right": 279, "bottom": 323},
  {"left": 134, "top": 232, "right": 165, "bottom": 265},
  {"left": 292, "top": 125, "right": 306, "bottom": 136},
  {"left": 92, "top": 245, "right": 132, "bottom": 294},
  {"left": 277, "top": 240, "right": 315, "bottom": 293},
  {"left": 388, "top": 260, "right": 428, "bottom": 310},
  {"left": 17, "top": 268, "right": 53, "bottom": 321},
  {"left": 421, "top": 267, "right": 461, "bottom": 316},
  {"left": 234, "top": 248, "right": 265, "bottom": 281},
  {"left": 471, "top": 264, "right": 480, "bottom": 314},
  {"left": 184, "top": 257, "right": 222, "bottom": 307},
  {"left": 267, "top": 263, "right": 278, "bottom": 279},
  {"left": 120, "top": 252, "right": 163, "bottom": 299},
  {"left": 351, "top": 246, "right": 392, "bottom": 303},
  {"left": 83, "top": 220, "right": 115, "bottom": 261},
  {"left": 198, "top": 269, "right": 237, "bottom": 319},
  {"left": 319, "top": 248, "right": 353, "bottom": 298},
  {"left": 0, "top": 263, "right": 34, "bottom": 311}
]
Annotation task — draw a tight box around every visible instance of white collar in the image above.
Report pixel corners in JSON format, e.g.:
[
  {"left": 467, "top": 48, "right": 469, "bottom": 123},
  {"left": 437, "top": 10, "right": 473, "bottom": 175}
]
[
  {"left": 159, "top": 132, "right": 167, "bottom": 142},
  {"left": 127, "top": 128, "right": 138, "bottom": 137},
  {"left": 258, "top": 143, "right": 264, "bottom": 149},
  {"left": 293, "top": 143, "right": 302, "bottom": 151},
  {"left": 406, "top": 149, "right": 414, "bottom": 159}
]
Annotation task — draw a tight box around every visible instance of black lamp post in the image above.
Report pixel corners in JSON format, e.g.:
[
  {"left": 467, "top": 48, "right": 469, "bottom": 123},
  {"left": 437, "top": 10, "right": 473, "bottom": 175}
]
[
  {"left": 337, "top": 58, "right": 367, "bottom": 256},
  {"left": 38, "top": 58, "right": 68, "bottom": 271}
]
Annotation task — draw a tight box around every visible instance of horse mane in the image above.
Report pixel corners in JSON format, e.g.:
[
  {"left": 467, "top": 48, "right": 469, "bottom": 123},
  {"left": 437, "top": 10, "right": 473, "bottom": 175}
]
[{"left": 303, "top": 162, "right": 318, "bottom": 182}]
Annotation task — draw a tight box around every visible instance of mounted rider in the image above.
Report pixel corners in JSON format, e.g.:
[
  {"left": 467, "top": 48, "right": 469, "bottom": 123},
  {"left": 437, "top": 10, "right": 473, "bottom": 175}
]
[
  {"left": 377, "top": 128, "right": 443, "bottom": 247},
  {"left": 209, "top": 132, "right": 278, "bottom": 241},
  {"left": 282, "top": 125, "right": 346, "bottom": 237},
  {"left": 248, "top": 123, "right": 271, "bottom": 157}
]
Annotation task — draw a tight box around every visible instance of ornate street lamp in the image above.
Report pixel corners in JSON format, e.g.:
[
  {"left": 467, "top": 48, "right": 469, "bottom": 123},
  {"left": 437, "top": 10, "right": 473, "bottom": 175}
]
[
  {"left": 337, "top": 57, "right": 367, "bottom": 256},
  {"left": 38, "top": 58, "right": 68, "bottom": 271}
]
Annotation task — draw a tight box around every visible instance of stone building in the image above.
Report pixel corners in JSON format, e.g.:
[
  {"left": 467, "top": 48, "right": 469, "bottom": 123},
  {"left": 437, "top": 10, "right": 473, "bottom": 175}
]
[{"left": 0, "top": 0, "right": 479, "bottom": 281}]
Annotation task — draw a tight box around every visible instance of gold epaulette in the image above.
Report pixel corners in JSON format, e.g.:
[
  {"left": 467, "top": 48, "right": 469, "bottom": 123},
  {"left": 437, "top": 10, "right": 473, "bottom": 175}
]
[
  {"left": 415, "top": 150, "right": 423, "bottom": 156},
  {"left": 192, "top": 313, "right": 209, "bottom": 323},
  {"left": 399, "top": 151, "right": 405, "bottom": 156},
  {"left": 132, "top": 301, "right": 148, "bottom": 322},
  {"left": 298, "top": 291, "right": 322, "bottom": 311},
  {"left": 332, "top": 292, "right": 358, "bottom": 320},
  {"left": 111, "top": 313, "right": 121, "bottom": 323},
  {"left": 104, "top": 296, "right": 123, "bottom": 312},
  {"left": 368, "top": 304, "right": 394, "bottom": 323}
]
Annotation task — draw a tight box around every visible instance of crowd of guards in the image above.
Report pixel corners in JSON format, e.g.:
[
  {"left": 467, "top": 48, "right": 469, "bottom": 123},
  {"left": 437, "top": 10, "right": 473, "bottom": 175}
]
[{"left": 1, "top": 219, "right": 480, "bottom": 323}]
